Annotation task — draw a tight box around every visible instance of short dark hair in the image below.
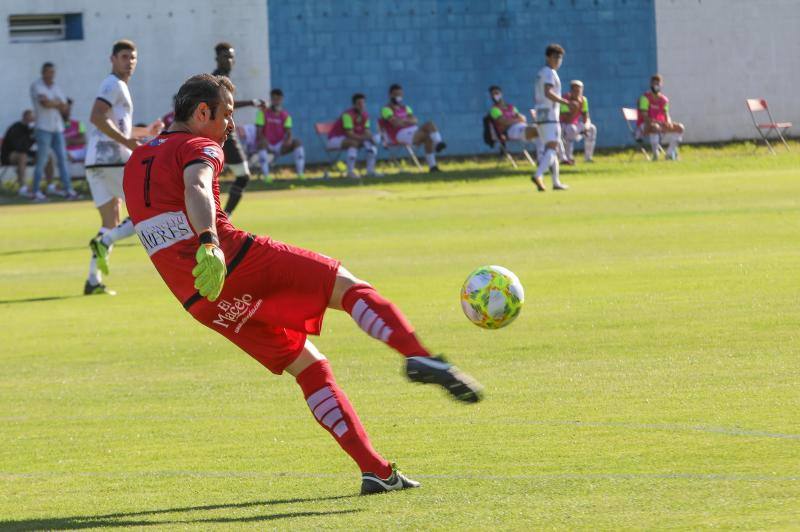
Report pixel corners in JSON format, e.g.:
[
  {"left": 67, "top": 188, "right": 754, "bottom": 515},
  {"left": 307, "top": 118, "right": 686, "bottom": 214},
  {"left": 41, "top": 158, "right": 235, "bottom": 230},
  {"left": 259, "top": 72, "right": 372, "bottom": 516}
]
[
  {"left": 352, "top": 92, "right": 366, "bottom": 104},
  {"left": 388, "top": 83, "right": 402, "bottom": 93},
  {"left": 488, "top": 85, "right": 501, "bottom": 93},
  {"left": 651, "top": 73, "right": 663, "bottom": 83},
  {"left": 112, "top": 39, "right": 136, "bottom": 56},
  {"left": 545, "top": 43, "right": 565, "bottom": 57},
  {"left": 173, "top": 74, "right": 236, "bottom": 122},
  {"left": 41, "top": 62, "right": 54, "bottom": 72},
  {"left": 270, "top": 88, "right": 283, "bottom": 97},
  {"left": 215, "top": 42, "right": 234, "bottom": 55}
]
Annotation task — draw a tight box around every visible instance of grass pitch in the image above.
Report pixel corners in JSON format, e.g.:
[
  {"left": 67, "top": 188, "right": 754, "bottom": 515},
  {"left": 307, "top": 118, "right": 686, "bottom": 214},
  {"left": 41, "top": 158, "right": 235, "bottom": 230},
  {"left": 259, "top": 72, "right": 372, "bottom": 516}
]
[{"left": 1, "top": 143, "right": 799, "bottom": 529}]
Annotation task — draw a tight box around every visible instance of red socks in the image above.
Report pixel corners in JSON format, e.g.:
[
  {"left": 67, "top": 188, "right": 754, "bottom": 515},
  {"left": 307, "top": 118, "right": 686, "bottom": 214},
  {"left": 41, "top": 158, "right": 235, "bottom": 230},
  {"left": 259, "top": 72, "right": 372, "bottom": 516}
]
[
  {"left": 296, "top": 359, "right": 391, "bottom": 478},
  {"left": 341, "top": 284, "right": 431, "bottom": 358}
]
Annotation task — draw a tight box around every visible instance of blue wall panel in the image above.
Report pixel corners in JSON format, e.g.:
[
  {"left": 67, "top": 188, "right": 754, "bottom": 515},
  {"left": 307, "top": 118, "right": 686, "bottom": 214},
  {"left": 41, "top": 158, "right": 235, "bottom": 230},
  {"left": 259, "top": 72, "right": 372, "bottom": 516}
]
[{"left": 268, "top": 0, "right": 657, "bottom": 163}]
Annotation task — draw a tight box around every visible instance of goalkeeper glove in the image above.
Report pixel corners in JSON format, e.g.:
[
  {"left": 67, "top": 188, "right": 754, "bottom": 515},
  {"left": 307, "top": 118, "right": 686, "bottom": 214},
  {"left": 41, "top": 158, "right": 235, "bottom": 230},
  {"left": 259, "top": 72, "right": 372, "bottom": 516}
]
[{"left": 192, "top": 234, "right": 226, "bottom": 302}]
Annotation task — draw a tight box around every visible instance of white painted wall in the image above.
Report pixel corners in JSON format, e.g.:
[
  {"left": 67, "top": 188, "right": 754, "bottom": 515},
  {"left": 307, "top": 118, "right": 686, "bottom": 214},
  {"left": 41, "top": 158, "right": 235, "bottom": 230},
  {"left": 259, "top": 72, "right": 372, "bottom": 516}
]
[
  {"left": 0, "top": 0, "right": 270, "bottom": 135},
  {"left": 655, "top": 0, "right": 800, "bottom": 142}
]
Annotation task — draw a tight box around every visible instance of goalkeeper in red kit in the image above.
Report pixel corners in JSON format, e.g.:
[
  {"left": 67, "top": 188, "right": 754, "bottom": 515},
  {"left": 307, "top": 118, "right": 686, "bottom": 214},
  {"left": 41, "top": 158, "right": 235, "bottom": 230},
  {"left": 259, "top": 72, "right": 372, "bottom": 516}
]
[{"left": 122, "top": 74, "right": 483, "bottom": 495}]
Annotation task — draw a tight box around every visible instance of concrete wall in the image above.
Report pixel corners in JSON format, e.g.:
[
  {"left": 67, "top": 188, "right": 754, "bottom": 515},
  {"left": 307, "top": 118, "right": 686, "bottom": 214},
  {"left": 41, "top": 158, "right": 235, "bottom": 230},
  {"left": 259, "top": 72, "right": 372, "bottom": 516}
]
[
  {"left": 0, "top": 0, "right": 269, "bottom": 137},
  {"left": 655, "top": 0, "right": 800, "bottom": 142},
  {"left": 268, "top": 0, "right": 657, "bottom": 162}
]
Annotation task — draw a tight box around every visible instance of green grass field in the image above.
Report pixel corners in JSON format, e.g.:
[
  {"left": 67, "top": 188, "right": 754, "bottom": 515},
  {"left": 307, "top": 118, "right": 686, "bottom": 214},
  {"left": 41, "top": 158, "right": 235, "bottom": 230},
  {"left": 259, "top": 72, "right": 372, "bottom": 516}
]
[{"left": 1, "top": 144, "right": 799, "bottom": 530}]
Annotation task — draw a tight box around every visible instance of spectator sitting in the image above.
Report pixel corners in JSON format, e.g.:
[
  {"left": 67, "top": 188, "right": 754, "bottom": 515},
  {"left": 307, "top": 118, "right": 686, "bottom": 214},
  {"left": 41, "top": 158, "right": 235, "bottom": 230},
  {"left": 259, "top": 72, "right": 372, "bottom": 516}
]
[
  {"left": 255, "top": 88, "right": 305, "bottom": 178},
  {"left": 1, "top": 110, "right": 35, "bottom": 195},
  {"left": 559, "top": 80, "right": 597, "bottom": 164},
  {"left": 380, "top": 83, "right": 446, "bottom": 172},
  {"left": 488, "top": 85, "right": 538, "bottom": 144},
  {"left": 638, "top": 74, "right": 685, "bottom": 160},
  {"left": 62, "top": 98, "right": 87, "bottom": 162},
  {"left": 327, "top": 93, "right": 381, "bottom": 178}
]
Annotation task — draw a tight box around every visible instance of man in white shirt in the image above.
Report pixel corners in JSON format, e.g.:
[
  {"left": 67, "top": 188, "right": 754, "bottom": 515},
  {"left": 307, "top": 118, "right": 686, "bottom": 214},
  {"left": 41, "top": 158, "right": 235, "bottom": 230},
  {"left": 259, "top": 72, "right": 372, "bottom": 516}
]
[
  {"left": 532, "top": 44, "right": 570, "bottom": 191},
  {"left": 84, "top": 40, "right": 162, "bottom": 295},
  {"left": 29, "top": 62, "right": 78, "bottom": 201}
]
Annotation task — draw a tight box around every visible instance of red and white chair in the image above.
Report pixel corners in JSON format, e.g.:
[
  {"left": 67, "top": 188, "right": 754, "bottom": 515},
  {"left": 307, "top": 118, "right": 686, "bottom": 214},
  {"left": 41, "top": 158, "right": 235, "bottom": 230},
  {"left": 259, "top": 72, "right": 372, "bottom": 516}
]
[
  {"left": 377, "top": 118, "right": 422, "bottom": 171},
  {"left": 746, "top": 98, "right": 791, "bottom": 154},
  {"left": 313, "top": 121, "right": 346, "bottom": 178}
]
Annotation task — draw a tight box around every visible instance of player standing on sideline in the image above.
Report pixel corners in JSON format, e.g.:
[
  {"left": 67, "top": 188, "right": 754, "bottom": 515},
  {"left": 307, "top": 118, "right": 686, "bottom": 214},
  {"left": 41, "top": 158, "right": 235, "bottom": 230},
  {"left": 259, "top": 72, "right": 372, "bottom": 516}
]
[
  {"left": 124, "top": 74, "right": 483, "bottom": 494},
  {"left": 85, "top": 40, "right": 163, "bottom": 296},
  {"left": 254, "top": 88, "right": 305, "bottom": 179},
  {"left": 532, "top": 44, "right": 570, "bottom": 192},
  {"left": 638, "top": 74, "right": 685, "bottom": 161},
  {"left": 380, "top": 84, "right": 446, "bottom": 173},
  {"left": 559, "top": 80, "right": 597, "bottom": 164},
  {"left": 211, "top": 42, "right": 264, "bottom": 215}
]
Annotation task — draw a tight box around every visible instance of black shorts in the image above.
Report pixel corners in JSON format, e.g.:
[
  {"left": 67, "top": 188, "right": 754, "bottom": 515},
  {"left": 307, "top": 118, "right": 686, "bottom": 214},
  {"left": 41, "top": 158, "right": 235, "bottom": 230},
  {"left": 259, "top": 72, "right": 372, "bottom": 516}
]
[{"left": 223, "top": 132, "right": 246, "bottom": 166}]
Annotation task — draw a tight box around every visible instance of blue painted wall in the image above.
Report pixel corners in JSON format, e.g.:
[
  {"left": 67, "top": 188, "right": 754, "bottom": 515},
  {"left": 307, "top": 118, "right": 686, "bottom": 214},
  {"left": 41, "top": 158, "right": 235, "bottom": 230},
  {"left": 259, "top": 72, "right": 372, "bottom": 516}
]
[{"left": 267, "top": 0, "right": 657, "bottom": 163}]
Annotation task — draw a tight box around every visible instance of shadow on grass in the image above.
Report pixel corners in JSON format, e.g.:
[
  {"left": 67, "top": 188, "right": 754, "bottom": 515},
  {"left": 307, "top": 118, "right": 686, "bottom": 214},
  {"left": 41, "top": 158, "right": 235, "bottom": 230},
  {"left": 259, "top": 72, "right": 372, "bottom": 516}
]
[
  {"left": 241, "top": 165, "right": 530, "bottom": 192},
  {"left": 0, "top": 295, "right": 85, "bottom": 305},
  {"left": 0, "top": 242, "right": 137, "bottom": 258},
  {"left": 0, "top": 496, "right": 360, "bottom": 530}
]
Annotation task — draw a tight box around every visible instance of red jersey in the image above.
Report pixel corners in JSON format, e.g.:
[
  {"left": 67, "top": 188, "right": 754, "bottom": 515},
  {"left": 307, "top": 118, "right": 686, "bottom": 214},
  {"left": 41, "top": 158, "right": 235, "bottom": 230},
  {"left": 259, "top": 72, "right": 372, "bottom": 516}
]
[{"left": 123, "top": 131, "right": 250, "bottom": 305}]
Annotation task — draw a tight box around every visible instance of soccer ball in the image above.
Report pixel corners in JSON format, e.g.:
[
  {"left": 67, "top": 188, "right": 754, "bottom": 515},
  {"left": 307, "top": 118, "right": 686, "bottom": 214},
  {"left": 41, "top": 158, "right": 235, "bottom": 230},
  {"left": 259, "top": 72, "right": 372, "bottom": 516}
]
[{"left": 460, "top": 265, "right": 524, "bottom": 329}]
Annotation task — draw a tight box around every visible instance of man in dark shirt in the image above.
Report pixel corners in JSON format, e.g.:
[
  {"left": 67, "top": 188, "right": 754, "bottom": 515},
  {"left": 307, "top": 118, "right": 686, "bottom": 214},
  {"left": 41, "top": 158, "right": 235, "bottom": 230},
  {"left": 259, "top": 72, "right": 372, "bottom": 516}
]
[
  {"left": 212, "top": 41, "right": 264, "bottom": 215},
  {"left": 1, "top": 110, "right": 36, "bottom": 193}
]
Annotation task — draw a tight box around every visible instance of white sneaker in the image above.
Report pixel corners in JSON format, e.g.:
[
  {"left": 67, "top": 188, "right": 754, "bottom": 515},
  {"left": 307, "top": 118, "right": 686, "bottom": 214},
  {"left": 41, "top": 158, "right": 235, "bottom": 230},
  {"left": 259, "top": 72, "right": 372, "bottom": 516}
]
[
  {"left": 66, "top": 190, "right": 80, "bottom": 201},
  {"left": 32, "top": 191, "right": 48, "bottom": 202},
  {"left": 553, "top": 183, "right": 569, "bottom": 191},
  {"left": 47, "top": 183, "right": 67, "bottom": 197},
  {"left": 18, "top": 185, "right": 29, "bottom": 197}
]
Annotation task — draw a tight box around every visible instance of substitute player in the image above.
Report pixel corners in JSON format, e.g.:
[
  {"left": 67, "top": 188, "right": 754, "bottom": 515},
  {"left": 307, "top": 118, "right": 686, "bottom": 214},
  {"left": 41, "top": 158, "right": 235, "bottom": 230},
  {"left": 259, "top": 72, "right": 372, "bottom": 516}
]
[
  {"left": 328, "top": 93, "right": 381, "bottom": 178},
  {"left": 532, "top": 43, "right": 570, "bottom": 191},
  {"left": 212, "top": 41, "right": 264, "bottom": 214},
  {"left": 380, "top": 84, "right": 446, "bottom": 172},
  {"left": 123, "top": 74, "right": 483, "bottom": 495},
  {"left": 85, "top": 40, "right": 162, "bottom": 295},
  {"left": 254, "top": 88, "right": 305, "bottom": 179},
  {"left": 638, "top": 74, "right": 684, "bottom": 160},
  {"left": 488, "top": 85, "right": 539, "bottom": 142},
  {"left": 559, "top": 80, "right": 597, "bottom": 164}
]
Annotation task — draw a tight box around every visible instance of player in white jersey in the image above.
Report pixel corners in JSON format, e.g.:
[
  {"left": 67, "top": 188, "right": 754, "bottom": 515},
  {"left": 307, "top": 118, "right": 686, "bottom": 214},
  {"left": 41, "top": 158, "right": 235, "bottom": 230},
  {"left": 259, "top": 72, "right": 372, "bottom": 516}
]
[
  {"left": 84, "top": 40, "right": 162, "bottom": 295},
  {"left": 532, "top": 43, "right": 570, "bottom": 191}
]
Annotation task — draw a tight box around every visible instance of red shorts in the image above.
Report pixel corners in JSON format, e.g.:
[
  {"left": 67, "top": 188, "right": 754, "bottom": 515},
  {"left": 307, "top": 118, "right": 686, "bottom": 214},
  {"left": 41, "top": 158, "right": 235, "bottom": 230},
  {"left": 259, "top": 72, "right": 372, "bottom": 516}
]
[{"left": 187, "top": 235, "right": 340, "bottom": 374}]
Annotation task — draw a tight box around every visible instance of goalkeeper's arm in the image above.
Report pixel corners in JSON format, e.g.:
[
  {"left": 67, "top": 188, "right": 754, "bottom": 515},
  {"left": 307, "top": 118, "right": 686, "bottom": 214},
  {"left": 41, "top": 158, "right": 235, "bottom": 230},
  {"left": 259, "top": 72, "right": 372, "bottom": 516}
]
[{"left": 184, "top": 163, "right": 226, "bottom": 301}]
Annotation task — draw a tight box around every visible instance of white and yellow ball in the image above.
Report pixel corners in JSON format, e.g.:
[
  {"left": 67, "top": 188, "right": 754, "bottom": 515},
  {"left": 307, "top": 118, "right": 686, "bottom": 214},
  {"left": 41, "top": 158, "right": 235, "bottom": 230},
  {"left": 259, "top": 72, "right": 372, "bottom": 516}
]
[{"left": 460, "top": 265, "right": 524, "bottom": 329}]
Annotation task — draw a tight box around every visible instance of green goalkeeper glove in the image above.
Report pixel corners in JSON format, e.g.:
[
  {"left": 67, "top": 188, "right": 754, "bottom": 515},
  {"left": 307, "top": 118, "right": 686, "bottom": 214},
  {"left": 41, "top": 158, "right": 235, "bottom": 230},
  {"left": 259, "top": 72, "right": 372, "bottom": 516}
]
[{"left": 192, "top": 243, "right": 226, "bottom": 302}]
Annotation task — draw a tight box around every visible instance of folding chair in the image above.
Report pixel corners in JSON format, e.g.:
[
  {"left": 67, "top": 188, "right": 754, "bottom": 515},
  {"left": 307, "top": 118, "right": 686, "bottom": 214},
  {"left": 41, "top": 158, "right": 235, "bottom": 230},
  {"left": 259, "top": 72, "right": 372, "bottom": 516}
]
[
  {"left": 314, "top": 121, "right": 346, "bottom": 178},
  {"left": 746, "top": 98, "right": 791, "bottom": 154},
  {"left": 621, "top": 107, "right": 653, "bottom": 161},
  {"left": 484, "top": 114, "right": 535, "bottom": 168},
  {"left": 377, "top": 118, "right": 422, "bottom": 171}
]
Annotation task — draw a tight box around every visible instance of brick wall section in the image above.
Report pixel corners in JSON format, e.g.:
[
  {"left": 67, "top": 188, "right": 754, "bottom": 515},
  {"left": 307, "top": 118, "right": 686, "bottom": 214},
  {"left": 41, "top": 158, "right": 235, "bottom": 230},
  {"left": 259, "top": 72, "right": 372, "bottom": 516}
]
[{"left": 268, "top": 0, "right": 657, "bottom": 162}]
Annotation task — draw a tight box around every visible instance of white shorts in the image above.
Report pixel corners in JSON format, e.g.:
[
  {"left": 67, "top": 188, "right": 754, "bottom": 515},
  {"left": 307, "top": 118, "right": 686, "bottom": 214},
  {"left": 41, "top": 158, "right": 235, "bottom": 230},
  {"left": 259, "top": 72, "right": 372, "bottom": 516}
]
[
  {"left": 326, "top": 136, "right": 345, "bottom": 150},
  {"left": 86, "top": 166, "right": 124, "bottom": 207},
  {"left": 506, "top": 122, "right": 527, "bottom": 141},
  {"left": 536, "top": 122, "right": 561, "bottom": 144},
  {"left": 395, "top": 126, "right": 418, "bottom": 145},
  {"left": 267, "top": 141, "right": 284, "bottom": 154}
]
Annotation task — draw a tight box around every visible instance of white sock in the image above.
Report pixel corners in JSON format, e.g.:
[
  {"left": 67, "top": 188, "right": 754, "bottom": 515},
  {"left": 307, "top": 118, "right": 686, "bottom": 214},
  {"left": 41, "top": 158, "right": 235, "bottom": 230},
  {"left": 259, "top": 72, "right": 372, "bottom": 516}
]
[
  {"left": 666, "top": 133, "right": 681, "bottom": 156},
  {"left": 425, "top": 153, "right": 436, "bottom": 168},
  {"left": 535, "top": 148, "right": 556, "bottom": 178},
  {"left": 346, "top": 147, "right": 357, "bottom": 173},
  {"left": 430, "top": 131, "right": 442, "bottom": 144},
  {"left": 565, "top": 140, "right": 574, "bottom": 161},
  {"left": 89, "top": 227, "right": 109, "bottom": 284},
  {"left": 294, "top": 146, "right": 305, "bottom": 174},
  {"left": 550, "top": 153, "right": 561, "bottom": 187},
  {"left": 366, "top": 147, "right": 377, "bottom": 174},
  {"left": 649, "top": 134, "right": 660, "bottom": 156},
  {"left": 258, "top": 149, "right": 270, "bottom": 176},
  {"left": 584, "top": 125, "right": 596, "bottom": 160},
  {"left": 102, "top": 217, "right": 134, "bottom": 247}
]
